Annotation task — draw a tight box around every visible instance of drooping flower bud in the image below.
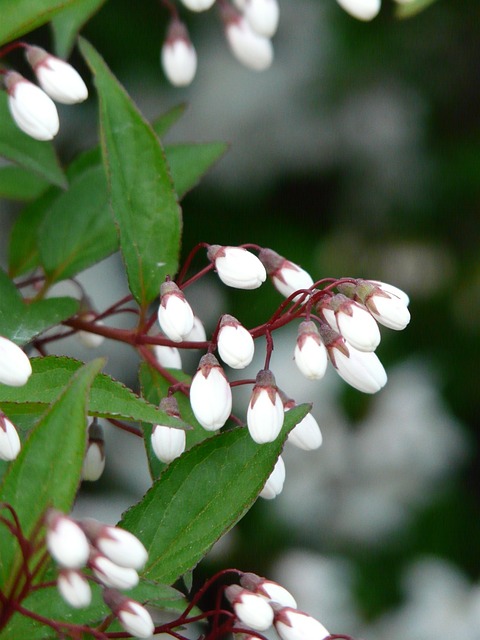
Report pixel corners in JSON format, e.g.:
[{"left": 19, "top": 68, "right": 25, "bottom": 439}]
[
  {"left": 319, "top": 324, "right": 387, "bottom": 394},
  {"left": 189, "top": 354, "right": 232, "bottom": 430},
  {"left": 338, "top": 279, "right": 410, "bottom": 330},
  {"left": 319, "top": 293, "right": 380, "bottom": 352},
  {"left": 220, "top": 4, "right": 274, "bottom": 71},
  {"left": 184, "top": 315, "right": 207, "bottom": 342},
  {"left": 82, "top": 419, "right": 105, "bottom": 482},
  {"left": 4, "top": 71, "right": 59, "bottom": 140},
  {"left": 46, "top": 510, "right": 90, "bottom": 569},
  {"left": 153, "top": 342, "right": 182, "bottom": 369},
  {"left": 274, "top": 607, "right": 330, "bottom": 640},
  {"left": 247, "top": 369, "right": 284, "bottom": 443},
  {"left": 217, "top": 314, "right": 255, "bottom": 369},
  {"left": 158, "top": 281, "right": 195, "bottom": 342},
  {"left": 81, "top": 519, "right": 148, "bottom": 570},
  {"left": 283, "top": 399, "right": 322, "bottom": 451},
  {"left": 244, "top": 0, "right": 280, "bottom": 37},
  {"left": 161, "top": 19, "right": 198, "bottom": 87},
  {"left": 151, "top": 397, "right": 187, "bottom": 464},
  {"left": 259, "top": 455, "right": 285, "bottom": 500},
  {"left": 25, "top": 45, "right": 88, "bottom": 104},
  {"left": 225, "top": 584, "right": 275, "bottom": 630},
  {"left": 240, "top": 572, "right": 297, "bottom": 608},
  {"left": 89, "top": 550, "right": 139, "bottom": 589},
  {"left": 207, "top": 245, "right": 266, "bottom": 290},
  {"left": 57, "top": 569, "right": 92, "bottom": 608},
  {"left": 179, "top": 0, "right": 216, "bottom": 10},
  {"left": 335, "top": 0, "right": 381, "bottom": 21},
  {"left": 104, "top": 589, "right": 155, "bottom": 639},
  {"left": 0, "top": 413, "right": 21, "bottom": 461},
  {"left": 76, "top": 313, "right": 105, "bottom": 349},
  {"left": 258, "top": 248, "right": 314, "bottom": 300},
  {"left": 0, "top": 336, "right": 32, "bottom": 387},
  {"left": 294, "top": 321, "right": 328, "bottom": 380}
]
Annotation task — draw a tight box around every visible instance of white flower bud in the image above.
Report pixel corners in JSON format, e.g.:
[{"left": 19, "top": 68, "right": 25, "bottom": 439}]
[
  {"left": 259, "top": 248, "right": 314, "bottom": 300},
  {"left": 247, "top": 369, "right": 284, "bottom": 443},
  {"left": 46, "top": 511, "right": 90, "bottom": 569},
  {"left": 208, "top": 245, "right": 266, "bottom": 290},
  {"left": 221, "top": 6, "right": 274, "bottom": 71},
  {"left": 217, "top": 315, "right": 255, "bottom": 369},
  {"left": 158, "top": 281, "right": 194, "bottom": 342},
  {"left": 259, "top": 455, "right": 285, "bottom": 499},
  {"left": 294, "top": 321, "right": 328, "bottom": 380},
  {"left": 4, "top": 71, "right": 59, "bottom": 140},
  {"left": 320, "top": 294, "right": 380, "bottom": 352},
  {"left": 240, "top": 573, "right": 297, "bottom": 609},
  {"left": 81, "top": 519, "right": 148, "bottom": 570},
  {"left": 244, "top": 0, "right": 280, "bottom": 37},
  {"left": 0, "top": 336, "right": 32, "bottom": 387},
  {"left": 286, "top": 409, "right": 323, "bottom": 451},
  {"left": 336, "top": 0, "right": 381, "bottom": 21},
  {"left": 151, "top": 424, "right": 186, "bottom": 463},
  {"left": 161, "top": 20, "right": 197, "bottom": 87},
  {"left": 90, "top": 550, "right": 139, "bottom": 589},
  {"left": 274, "top": 607, "right": 330, "bottom": 640},
  {"left": 77, "top": 313, "right": 105, "bottom": 349},
  {"left": 365, "top": 289, "right": 411, "bottom": 330},
  {"left": 25, "top": 45, "right": 88, "bottom": 104},
  {"left": 57, "top": 569, "right": 92, "bottom": 608},
  {"left": 190, "top": 354, "right": 232, "bottom": 430},
  {"left": 367, "top": 280, "right": 410, "bottom": 306},
  {"left": 104, "top": 590, "right": 155, "bottom": 639},
  {"left": 82, "top": 420, "right": 105, "bottom": 482},
  {"left": 184, "top": 316, "right": 207, "bottom": 342},
  {"left": 226, "top": 585, "right": 274, "bottom": 630},
  {"left": 179, "top": 0, "right": 216, "bottom": 11},
  {"left": 153, "top": 343, "right": 182, "bottom": 369},
  {"left": 0, "top": 414, "right": 21, "bottom": 461}
]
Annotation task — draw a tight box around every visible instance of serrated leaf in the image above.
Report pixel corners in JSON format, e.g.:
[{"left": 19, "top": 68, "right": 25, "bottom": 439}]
[
  {"left": 38, "top": 164, "right": 117, "bottom": 282},
  {"left": 120, "top": 405, "right": 310, "bottom": 585},
  {"left": 0, "top": 166, "right": 49, "bottom": 201},
  {"left": 0, "top": 358, "right": 104, "bottom": 590},
  {"left": 165, "top": 142, "right": 228, "bottom": 199},
  {"left": 0, "top": 356, "right": 190, "bottom": 428},
  {"left": 395, "top": 0, "right": 437, "bottom": 18},
  {"left": 0, "top": 93, "right": 66, "bottom": 188},
  {"left": 51, "top": 0, "right": 107, "bottom": 58},
  {"left": 79, "top": 38, "right": 182, "bottom": 307},
  {"left": 0, "top": 0, "right": 80, "bottom": 46}
]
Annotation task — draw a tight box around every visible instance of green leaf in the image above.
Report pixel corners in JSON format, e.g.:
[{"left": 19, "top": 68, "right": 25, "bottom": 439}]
[
  {"left": 79, "top": 38, "right": 182, "bottom": 307},
  {"left": 0, "top": 358, "right": 104, "bottom": 590},
  {"left": 0, "top": 166, "right": 49, "bottom": 201},
  {"left": 395, "top": 0, "right": 438, "bottom": 18},
  {"left": 152, "top": 103, "right": 187, "bottom": 139},
  {"left": 0, "top": 356, "right": 190, "bottom": 428},
  {"left": 165, "top": 142, "right": 228, "bottom": 200},
  {"left": 0, "top": 93, "right": 66, "bottom": 189},
  {"left": 38, "top": 164, "right": 117, "bottom": 282},
  {"left": 51, "top": 0, "right": 107, "bottom": 58},
  {"left": 0, "top": 269, "right": 78, "bottom": 345},
  {"left": 120, "top": 405, "right": 310, "bottom": 585},
  {"left": 0, "top": 0, "right": 81, "bottom": 46}
]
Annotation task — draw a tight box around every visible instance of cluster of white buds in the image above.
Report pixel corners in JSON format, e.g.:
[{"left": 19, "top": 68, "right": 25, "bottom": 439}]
[
  {"left": 2, "top": 44, "right": 88, "bottom": 140},
  {"left": 45, "top": 510, "right": 153, "bottom": 637},
  {"left": 335, "top": 0, "right": 382, "bottom": 21},
  {"left": 226, "top": 572, "right": 331, "bottom": 640},
  {"left": 151, "top": 397, "right": 187, "bottom": 463},
  {"left": 82, "top": 419, "right": 106, "bottom": 482}
]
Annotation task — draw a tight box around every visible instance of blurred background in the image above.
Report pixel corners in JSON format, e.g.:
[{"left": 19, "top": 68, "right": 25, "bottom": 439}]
[{"left": 3, "top": 0, "right": 480, "bottom": 638}]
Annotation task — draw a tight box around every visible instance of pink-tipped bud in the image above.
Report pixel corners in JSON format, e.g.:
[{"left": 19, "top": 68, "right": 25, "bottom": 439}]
[
  {"left": 320, "top": 294, "right": 380, "bottom": 352},
  {"left": 259, "top": 455, "right": 285, "bottom": 499},
  {"left": 274, "top": 607, "right": 330, "bottom": 640},
  {"left": 0, "top": 413, "right": 21, "bottom": 461},
  {"left": 208, "top": 245, "right": 266, "bottom": 290},
  {"left": 240, "top": 573, "right": 297, "bottom": 608},
  {"left": 4, "top": 71, "right": 59, "bottom": 140},
  {"left": 244, "top": 0, "right": 280, "bottom": 37},
  {"left": 0, "top": 336, "right": 32, "bottom": 387},
  {"left": 151, "top": 397, "right": 186, "bottom": 463},
  {"left": 336, "top": 0, "right": 381, "bottom": 21},
  {"left": 81, "top": 519, "right": 148, "bottom": 570},
  {"left": 338, "top": 279, "right": 411, "bottom": 330},
  {"left": 190, "top": 354, "right": 232, "bottom": 430},
  {"left": 161, "top": 19, "right": 197, "bottom": 87},
  {"left": 294, "top": 321, "right": 328, "bottom": 380},
  {"left": 217, "top": 314, "right": 255, "bottom": 369},
  {"left": 158, "top": 281, "right": 194, "bottom": 342},
  {"left": 104, "top": 589, "right": 155, "bottom": 639},
  {"left": 57, "top": 569, "right": 92, "bottom": 608},
  {"left": 89, "top": 550, "right": 139, "bottom": 589},
  {"left": 226, "top": 585, "right": 274, "bottom": 631},
  {"left": 25, "top": 45, "right": 88, "bottom": 104},
  {"left": 247, "top": 369, "right": 284, "bottom": 443},
  {"left": 221, "top": 5, "right": 274, "bottom": 71},
  {"left": 259, "top": 248, "right": 314, "bottom": 300},
  {"left": 283, "top": 400, "right": 323, "bottom": 451},
  {"left": 82, "top": 419, "right": 105, "bottom": 482},
  {"left": 46, "top": 510, "right": 90, "bottom": 569}
]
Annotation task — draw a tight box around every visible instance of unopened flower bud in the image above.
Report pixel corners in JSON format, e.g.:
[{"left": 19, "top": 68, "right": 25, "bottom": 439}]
[
  {"left": 89, "top": 550, "right": 139, "bottom": 589},
  {"left": 336, "top": 0, "right": 381, "bottom": 21},
  {"left": 320, "top": 294, "right": 380, "bottom": 352},
  {"left": 294, "top": 321, "right": 328, "bottom": 380},
  {"left": 274, "top": 607, "right": 330, "bottom": 640},
  {"left": 57, "top": 569, "right": 92, "bottom": 608},
  {"left": 221, "top": 5, "right": 274, "bottom": 71},
  {"left": 259, "top": 455, "right": 285, "bottom": 500},
  {"left": 161, "top": 19, "right": 197, "bottom": 87},
  {"left": 339, "top": 279, "right": 410, "bottom": 330},
  {"left": 25, "top": 45, "right": 88, "bottom": 104},
  {"left": 217, "top": 314, "right": 255, "bottom": 369},
  {"left": 104, "top": 589, "right": 155, "bottom": 639},
  {"left": 158, "top": 281, "right": 194, "bottom": 342},
  {"left": 226, "top": 585, "right": 274, "bottom": 630},
  {"left": 81, "top": 519, "right": 148, "bottom": 570},
  {"left": 283, "top": 400, "right": 322, "bottom": 451},
  {"left": 259, "top": 248, "right": 314, "bottom": 300},
  {"left": 208, "top": 245, "right": 266, "bottom": 290},
  {"left": 247, "top": 369, "right": 284, "bottom": 443},
  {"left": 4, "top": 71, "right": 59, "bottom": 140},
  {"left": 0, "top": 336, "right": 32, "bottom": 387},
  {"left": 151, "top": 398, "right": 186, "bottom": 463},
  {"left": 244, "top": 0, "right": 280, "bottom": 37},
  {"left": 77, "top": 313, "right": 105, "bottom": 348},
  {"left": 82, "top": 419, "right": 105, "bottom": 482},
  {"left": 153, "top": 343, "right": 182, "bottom": 369},
  {"left": 179, "top": 0, "right": 216, "bottom": 11},
  {"left": 184, "top": 315, "right": 207, "bottom": 342},
  {"left": 241, "top": 572, "right": 297, "bottom": 608},
  {"left": 0, "top": 414, "right": 21, "bottom": 461},
  {"left": 190, "top": 354, "right": 232, "bottom": 430},
  {"left": 46, "top": 510, "right": 90, "bottom": 569}
]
